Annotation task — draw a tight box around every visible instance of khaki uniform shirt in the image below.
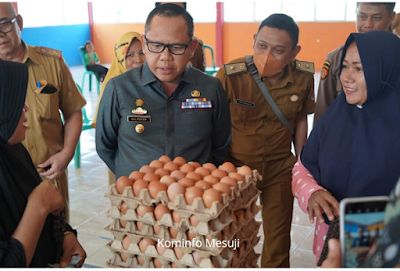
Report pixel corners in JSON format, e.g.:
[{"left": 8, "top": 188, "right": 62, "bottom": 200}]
[
  {"left": 189, "top": 37, "right": 205, "bottom": 72},
  {"left": 313, "top": 45, "right": 344, "bottom": 123},
  {"left": 22, "top": 42, "right": 86, "bottom": 166},
  {"left": 216, "top": 56, "right": 315, "bottom": 174}
]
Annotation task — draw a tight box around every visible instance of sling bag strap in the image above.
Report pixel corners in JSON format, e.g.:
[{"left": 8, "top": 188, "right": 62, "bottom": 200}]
[{"left": 245, "top": 55, "right": 295, "bottom": 136}]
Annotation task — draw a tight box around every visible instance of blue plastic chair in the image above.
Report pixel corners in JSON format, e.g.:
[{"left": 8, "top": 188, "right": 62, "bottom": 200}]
[
  {"left": 78, "top": 47, "right": 100, "bottom": 94},
  {"left": 203, "top": 45, "right": 219, "bottom": 75}
]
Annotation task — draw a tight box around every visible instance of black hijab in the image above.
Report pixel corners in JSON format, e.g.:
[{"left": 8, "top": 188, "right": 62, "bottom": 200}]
[
  {"left": 301, "top": 31, "right": 400, "bottom": 201},
  {"left": 0, "top": 60, "right": 62, "bottom": 266}
]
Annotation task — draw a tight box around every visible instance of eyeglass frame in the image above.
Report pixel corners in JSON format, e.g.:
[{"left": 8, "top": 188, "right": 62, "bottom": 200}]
[
  {"left": 0, "top": 16, "right": 17, "bottom": 34},
  {"left": 143, "top": 36, "right": 193, "bottom": 55}
]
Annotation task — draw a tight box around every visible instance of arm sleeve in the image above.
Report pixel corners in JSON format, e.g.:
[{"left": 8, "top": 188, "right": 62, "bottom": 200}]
[
  {"left": 299, "top": 74, "right": 315, "bottom": 115},
  {"left": 93, "top": 53, "right": 100, "bottom": 63},
  {"left": 292, "top": 156, "right": 325, "bottom": 214},
  {"left": 313, "top": 52, "right": 338, "bottom": 124},
  {"left": 95, "top": 80, "right": 119, "bottom": 173},
  {"left": 83, "top": 52, "right": 90, "bottom": 67},
  {"left": 211, "top": 81, "right": 232, "bottom": 166},
  {"left": 0, "top": 238, "right": 26, "bottom": 267},
  {"left": 190, "top": 39, "right": 205, "bottom": 72}
]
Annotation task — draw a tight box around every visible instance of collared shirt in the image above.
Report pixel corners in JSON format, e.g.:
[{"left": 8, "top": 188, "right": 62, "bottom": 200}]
[
  {"left": 216, "top": 56, "right": 315, "bottom": 169},
  {"left": 22, "top": 42, "right": 86, "bottom": 166},
  {"left": 96, "top": 62, "right": 231, "bottom": 178}
]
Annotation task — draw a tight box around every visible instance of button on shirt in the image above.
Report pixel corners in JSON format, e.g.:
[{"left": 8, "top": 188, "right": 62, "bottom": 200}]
[{"left": 95, "top": 62, "right": 231, "bottom": 178}]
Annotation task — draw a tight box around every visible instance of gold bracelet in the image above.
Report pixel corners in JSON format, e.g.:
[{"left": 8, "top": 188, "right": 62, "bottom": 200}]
[{"left": 64, "top": 231, "right": 76, "bottom": 237}]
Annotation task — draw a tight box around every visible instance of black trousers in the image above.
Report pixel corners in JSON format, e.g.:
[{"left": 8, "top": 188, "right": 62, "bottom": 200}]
[{"left": 86, "top": 64, "right": 108, "bottom": 80}]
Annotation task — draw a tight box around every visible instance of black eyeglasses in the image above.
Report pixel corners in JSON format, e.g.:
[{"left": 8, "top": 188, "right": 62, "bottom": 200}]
[
  {"left": 0, "top": 16, "right": 16, "bottom": 34},
  {"left": 144, "top": 36, "right": 193, "bottom": 55}
]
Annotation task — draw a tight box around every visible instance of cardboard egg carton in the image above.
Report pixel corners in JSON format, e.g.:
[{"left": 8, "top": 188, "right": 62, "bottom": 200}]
[
  {"left": 106, "top": 184, "right": 168, "bottom": 207},
  {"left": 229, "top": 226, "right": 262, "bottom": 268},
  {"left": 107, "top": 251, "right": 156, "bottom": 268},
  {"left": 106, "top": 237, "right": 233, "bottom": 268}
]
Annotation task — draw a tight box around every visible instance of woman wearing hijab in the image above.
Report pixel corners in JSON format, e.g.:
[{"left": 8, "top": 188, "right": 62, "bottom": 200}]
[
  {"left": 92, "top": 32, "right": 145, "bottom": 186},
  {"left": 0, "top": 60, "right": 86, "bottom": 267},
  {"left": 292, "top": 31, "right": 400, "bottom": 264}
]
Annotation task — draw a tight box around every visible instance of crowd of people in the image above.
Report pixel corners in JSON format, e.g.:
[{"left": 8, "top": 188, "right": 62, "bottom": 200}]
[{"left": 1, "top": 0, "right": 400, "bottom": 268}]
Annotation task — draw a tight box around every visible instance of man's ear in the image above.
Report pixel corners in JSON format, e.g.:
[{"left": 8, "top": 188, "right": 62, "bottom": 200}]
[
  {"left": 189, "top": 38, "right": 199, "bottom": 58},
  {"left": 252, "top": 33, "right": 257, "bottom": 50},
  {"left": 16, "top": 14, "right": 23, "bottom": 31},
  {"left": 140, "top": 35, "right": 146, "bottom": 51},
  {"left": 389, "top": 11, "right": 396, "bottom": 24},
  {"left": 290, "top": 45, "right": 301, "bottom": 61}
]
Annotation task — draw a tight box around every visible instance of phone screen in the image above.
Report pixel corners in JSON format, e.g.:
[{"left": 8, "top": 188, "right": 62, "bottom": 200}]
[{"left": 342, "top": 199, "right": 387, "bottom": 268}]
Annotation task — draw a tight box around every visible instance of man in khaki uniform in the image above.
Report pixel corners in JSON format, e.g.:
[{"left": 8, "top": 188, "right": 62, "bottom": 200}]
[
  {"left": 313, "top": 2, "right": 395, "bottom": 123},
  {"left": 216, "top": 14, "right": 315, "bottom": 267},
  {"left": 0, "top": 3, "right": 86, "bottom": 222}
]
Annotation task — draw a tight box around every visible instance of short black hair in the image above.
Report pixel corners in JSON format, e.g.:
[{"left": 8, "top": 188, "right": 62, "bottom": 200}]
[
  {"left": 146, "top": 3, "right": 193, "bottom": 38},
  {"left": 356, "top": 2, "right": 396, "bottom": 13},
  {"left": 155, "top": 2, "right": 187, "bottom": 10},
  {"left": 257, "top": 14, "right": 299, "bottom": 49}
]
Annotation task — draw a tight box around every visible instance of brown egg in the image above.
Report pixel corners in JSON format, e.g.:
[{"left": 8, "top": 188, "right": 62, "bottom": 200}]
[
  {"left": 139, "top": 165, "right": 155, "bottom": 173},
  {"left": 148, "top": 180, "right": 167, "bottom": 199},
  {"left": 189, "top": 215, "right": 200, "bottom": 227},
  {"left": 195, "top": 180, "right": 212, "bottom": 190},
  {"left": 136, "top": 221, "right": 145, "bottom": 231},
  {"left": 188, "top": 161, "right": 201, "bottom": 168},
  {"left": 153, "top": 258, "right": 162, "bottom": 268},
  {"left": 122, "top": 235, "right": 131, "bottom": 250},
  {"left": 156, "top": 241, "right": 170, "bottom": 256},
  {"left": 143, "top": 172, "right": 160, "bottom": 182},
  {"left": 159, "top": 155, "right": 172, "bottom": 163},
  {"left": 192, "top": 251, "right": 203, "bottom": 266},
  {"left": 120, "top": 202, "right": 129, "bottom": 214},
  {"left": 155, "top": 168, "right": 170, "bottom": 178},
  {"left": 153, "top": 225, "right": 161, "bottom": 235},
  {"left": 203, "top": 162, "right": 217, "bottom": 171},
  {"left": 185, "top": 172, "right": 202, "bottom": 182},
  {"left": 213, "top": 182, "right": 231, "bottom": 196},
  {"left": 133, "top": 179, "right": 149, "bottom": 197},
  {"left": 129, "top": 170, "right": 145, "bottom": 180},
  {"left": 172, "top": 210, "right": 182, "bottom": 223},
  {"left": 174, "top": 246, "right": 184, "bottom": 259},
  {"left": 119, "top": 219, "right": 127, "bottom": 228},
  {"left": 173, "top": 156, "right": 186, "bottom": 166},
  {"left": 116, "top": 176, "right": 133, "bottom": 194},
  {"left": 229, "top": 172, "right": 245, "bottom": 182},
  {"left": 194, "top": 167, "right": 211, "bottom": 177},
  {"left": 154, "top": 204, "right": 171, "bottom": 221},
  {"left": 120, "top": 252, "right": 128, "bottom": 262},
  {"left": 180, "top": 163, "right": 195, "bottom": 173},
  {"left": 170, "top": 169, "right": 185, "bottom": 181},
  {"left": 136, "top": 205, "right": 154, "bottom": 217},
  {"left": 179, "top": 178, "right": 196, "bottom": 188},
  {"left": 167, "top": 182, "right": 185, "bottom": 202},
  {"left": 187, "top": 230, "right": 196, "bottom": 241},
  {"left": 171, "top": 263, "right": 180, "bottom": 268},
  {"left": 160, "top": 175, "right": 176, "bottom": 186},
  {"left": 164, "top": 161, "right": 180, "bottom": 172},
  {"left": 203, "top": 175, "right": 219, "bottom": 185},
  {"left": 211, "top": 169, "right": 228, "bottom": 179},
  {"left": 237, "top": 165, "right": 252, "bottom": 176},
  {"left": 220, "top": 176, "right": 238, "bottom": 190},
  {"left": 169, "top": 227, "right": 178, "bottom": 238},
  {"left": 202, "top": 188, "right": 222, "bottom": 208},
  {"left": 149, "top": 159, "right": 165, "bottom": 169},
  {"left": 139, "top": 238, "right": 156, "bottom": 253},
  {"left": 185, "top": 186, "right": 204, "bottom": 205},
  {"left": 137, "top": 255, "right": 145, "bottom": 265},
  {"left": 219, "top": 161, "right": 236, "bottom": 173}
]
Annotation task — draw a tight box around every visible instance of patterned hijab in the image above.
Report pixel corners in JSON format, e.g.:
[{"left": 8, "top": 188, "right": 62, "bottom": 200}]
[{"left": 301, "top": 31, "right": 400, "bottom": 201}]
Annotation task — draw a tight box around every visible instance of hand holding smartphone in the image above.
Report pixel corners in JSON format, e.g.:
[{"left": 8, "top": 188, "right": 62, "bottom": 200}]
[{"left": 340, "top": 196, "right": 388, "bottom": 268}]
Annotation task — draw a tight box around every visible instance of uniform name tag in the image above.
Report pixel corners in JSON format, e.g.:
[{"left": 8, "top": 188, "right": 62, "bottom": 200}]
[
  {"left": 236, "top": 99, "right": 255, "bottom": 108},
  {"left": 127, "top": 116, "right": 152, "bottom": 122},
  {"left": 181, "top": 101, "right": 212, "bottom": 109}
]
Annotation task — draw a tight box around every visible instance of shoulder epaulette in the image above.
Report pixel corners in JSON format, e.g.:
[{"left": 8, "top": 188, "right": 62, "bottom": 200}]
[
  {"left": 295, "top": 60, "right": 314, "bottom": 74},
  {"left": 224, "top": 62, "right": 247, "bottom": 76},
  {"left": 36, "top": 47, "right": 62, "bottom": 59}
]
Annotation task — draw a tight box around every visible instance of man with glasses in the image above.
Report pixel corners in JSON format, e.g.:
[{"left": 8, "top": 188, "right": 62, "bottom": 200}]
[
  {"left": 0, "top": 3, "right": 86, "bottom": 223},
  {"left": 95, "top": 4, "right": 231, "bottom": 178},
  {"left": 313, "top": 2, "right": 395, "bottom": 123}
]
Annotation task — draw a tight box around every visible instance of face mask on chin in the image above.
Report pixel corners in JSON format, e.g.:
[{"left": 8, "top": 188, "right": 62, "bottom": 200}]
[{"left": 253, "top": 53, "right": 288, "bottom": 78}]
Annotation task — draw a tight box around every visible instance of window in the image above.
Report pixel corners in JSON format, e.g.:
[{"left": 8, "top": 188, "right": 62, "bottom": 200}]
[
  {"left": 92, "top": 2, "right": 154, "bottom": 24},
  {"left": 187, "top": 2, "right": 217, "bottom": 22}
]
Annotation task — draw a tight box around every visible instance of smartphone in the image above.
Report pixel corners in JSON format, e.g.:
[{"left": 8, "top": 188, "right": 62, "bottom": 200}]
[{"left": 340, "top": 196, "right": 388, "bottom": 268}]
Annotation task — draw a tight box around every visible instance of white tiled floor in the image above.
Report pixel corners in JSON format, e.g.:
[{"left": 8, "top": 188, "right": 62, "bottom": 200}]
[{"left": 68, "top": 66, "right": 318, "bottom": 268}]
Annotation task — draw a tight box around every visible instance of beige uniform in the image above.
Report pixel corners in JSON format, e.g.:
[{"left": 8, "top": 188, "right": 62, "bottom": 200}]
[
  {"left": 22, "top": 42, "right": 86, "bottom": 222},
  {"left": 313, "top": 45, "right": 344, "bottom": 124},
  {"left": 216, "top": 56, "right": 315, "bottom": 267}
]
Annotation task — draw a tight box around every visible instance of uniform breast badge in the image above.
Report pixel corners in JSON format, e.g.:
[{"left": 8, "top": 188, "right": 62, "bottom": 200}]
[
  {"left": 132, "top": 99, "right": 147, "bottom": 115},
  {"left": 135, "top": 124, "right": 145, "bottom": 134},
  {"left": 191, "top": 90, "right": 201, "bottom": 97}
]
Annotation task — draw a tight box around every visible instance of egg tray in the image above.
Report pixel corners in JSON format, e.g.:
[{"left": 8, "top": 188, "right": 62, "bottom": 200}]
[
  {"left": 106, "top": 239, "right": 233, "bottom": 268},
  {"left": 228, "top": 229, "right": 261, "bottom": 268},
  {"left": 105, "top": 169, "right": 261, "bottom": 213},
  {"left": 233, "top": 248, "right": 260, "bottom": 268}
]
